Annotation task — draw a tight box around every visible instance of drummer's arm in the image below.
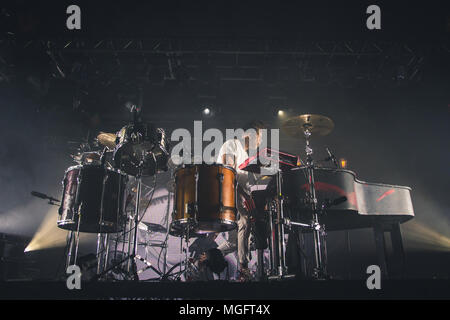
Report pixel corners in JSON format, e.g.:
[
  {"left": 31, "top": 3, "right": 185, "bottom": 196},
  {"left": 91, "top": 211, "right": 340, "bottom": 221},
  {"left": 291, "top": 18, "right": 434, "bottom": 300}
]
[{"left": 222, "top": 154, "right": 255, "bottom": 212}]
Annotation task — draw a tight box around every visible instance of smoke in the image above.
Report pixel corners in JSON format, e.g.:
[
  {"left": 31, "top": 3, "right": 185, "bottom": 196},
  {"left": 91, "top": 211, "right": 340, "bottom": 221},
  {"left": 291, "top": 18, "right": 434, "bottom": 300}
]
[
  {"left": 402, "top": 187, "right": 450, "bottom": 252},
  {"left": 24, "top": 206, "right": 67, "bottom": 252}
]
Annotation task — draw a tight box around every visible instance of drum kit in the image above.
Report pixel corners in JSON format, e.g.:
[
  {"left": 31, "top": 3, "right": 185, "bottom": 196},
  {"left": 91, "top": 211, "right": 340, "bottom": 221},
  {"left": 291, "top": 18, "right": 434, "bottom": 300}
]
[{"left": 55, "top": 109, "right": 337, "bottom": 281}]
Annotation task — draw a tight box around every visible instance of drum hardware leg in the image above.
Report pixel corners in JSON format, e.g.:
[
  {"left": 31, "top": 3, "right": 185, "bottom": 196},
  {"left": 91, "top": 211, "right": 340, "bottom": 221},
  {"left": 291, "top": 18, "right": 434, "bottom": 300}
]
[
  {"left": 126, "top": 216, "right": 134, "bottom": 272},
  {"left": 73, "top": 213, "right": 82, "bottom": 266},
  {"left": 114, "top": 229, "right": 120, "bottom": 266},
  {"left": 179, "top": 235, "right": 183, "bottom": 277},
  {"left": 306, "top": 129, "right": 327, "bottom": 279},
  {"left": 98, "top": 174, "right": 109, "bottom": 234},
  {"left": 275, "top": 170, "right": 287, "bottom": 277},
  {"left": 70, "top": 169, "right": 83, "bottom": 267},
  {"left": 96, "top": 233, "right": 103, "bottom": 275},
  {"left": 125, "top": 174, "right": 142, "bottom": 278},
  {"left": 132, "top": 176, "right": 142, "bottom": 263},
  {"left": 194, "top": 169, "right": 199, "bottom": 226},
  {"left": 311, "top": 216, "right": 327, "bottom": 279},
  {"left": 282, "top": 217, "right": 328, "bottom": 278},
  {"left": 184, "top": 227, "right": 191, "bottom": 281},
  {"left": 103, "top": 233, "right": 113, "bottom": 275},
  {"left": 268, "top": 201, "right": 275, "bottom": 273},
  {"left": 161, "top": 189, "right": 172, "bottom": 278},
  {"left": 65, "top": 230, "right": 75, "bottom": 269},
  {"left": 218, "top": 172, "right": 224, "bottom": 211},
  {"left": 95, "top": 233, "right": 110, "bottom": 277}
]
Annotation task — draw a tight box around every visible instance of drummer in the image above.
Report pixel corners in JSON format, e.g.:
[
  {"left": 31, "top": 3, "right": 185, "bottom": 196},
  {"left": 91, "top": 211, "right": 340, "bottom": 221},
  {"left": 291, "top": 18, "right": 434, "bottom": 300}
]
[{"left": 216, "top": 120, "right": 266, "bottom": 282}]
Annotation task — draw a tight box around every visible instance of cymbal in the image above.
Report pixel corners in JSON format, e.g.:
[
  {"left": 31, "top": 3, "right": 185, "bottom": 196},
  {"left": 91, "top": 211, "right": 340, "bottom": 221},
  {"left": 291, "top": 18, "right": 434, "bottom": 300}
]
[
  {"left": 97, "top": 132, "right": 117, "bottom": 149},
  {"left": 282, "top": 114, "right": 334, "bottom": 138}
]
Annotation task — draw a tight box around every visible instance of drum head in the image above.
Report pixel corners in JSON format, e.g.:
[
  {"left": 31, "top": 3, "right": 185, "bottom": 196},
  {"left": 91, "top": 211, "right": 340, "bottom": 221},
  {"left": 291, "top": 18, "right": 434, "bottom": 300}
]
[{"left": 113, "top": 125, "right": 169, "bottom": 177}]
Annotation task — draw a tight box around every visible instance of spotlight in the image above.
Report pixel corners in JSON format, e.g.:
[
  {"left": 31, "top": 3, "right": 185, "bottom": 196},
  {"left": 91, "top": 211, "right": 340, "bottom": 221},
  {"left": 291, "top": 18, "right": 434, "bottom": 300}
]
[
  {"left": 201, "top": 106, "right": 215, "bottom": 118},
  {"left": 277, "top": 110, "right": 285, "bottom": 116}
]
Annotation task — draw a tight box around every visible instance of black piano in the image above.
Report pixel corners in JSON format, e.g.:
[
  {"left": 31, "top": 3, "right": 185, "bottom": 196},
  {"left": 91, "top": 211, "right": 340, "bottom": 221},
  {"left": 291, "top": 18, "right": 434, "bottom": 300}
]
[
  {"left": 279, "top": 167, "right": 414, "bottom": 230},
  {"left": 241, "top": 151, "right": 415, "bottom": 277}
]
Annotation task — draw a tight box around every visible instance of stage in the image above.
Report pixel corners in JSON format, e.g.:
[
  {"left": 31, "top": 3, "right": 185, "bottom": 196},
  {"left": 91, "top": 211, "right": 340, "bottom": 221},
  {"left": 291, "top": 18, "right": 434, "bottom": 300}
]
[
  {"left": 1, "top": 279, "right": 449, "bottom": 300},
  {"left": 0, "top": 1, "right": 449, "bottom": 304}
]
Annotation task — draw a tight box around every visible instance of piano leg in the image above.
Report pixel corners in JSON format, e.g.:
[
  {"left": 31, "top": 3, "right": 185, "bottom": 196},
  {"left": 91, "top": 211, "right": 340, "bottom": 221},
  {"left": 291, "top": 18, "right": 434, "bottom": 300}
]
[
  {"left": 345, "top": 230, "right": 352, "bottom": 279},
  {"left": 373, "top": 223, "right": 407, "bottom": 279},
  {"left": 373, "top": 225, "right": 389, "bottom": 278},
  {"left": 390, "top": 223, "right": 406, "bottom": 278}
]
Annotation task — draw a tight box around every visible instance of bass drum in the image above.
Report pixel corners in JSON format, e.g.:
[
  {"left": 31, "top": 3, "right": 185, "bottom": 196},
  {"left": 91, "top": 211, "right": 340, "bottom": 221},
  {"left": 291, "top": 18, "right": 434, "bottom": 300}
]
[
  {"left": 58, "top": 165, "right": 128, "bottom": 233},
  {"left": 171, "top": 163, "right": 237, "bottom": 236}
]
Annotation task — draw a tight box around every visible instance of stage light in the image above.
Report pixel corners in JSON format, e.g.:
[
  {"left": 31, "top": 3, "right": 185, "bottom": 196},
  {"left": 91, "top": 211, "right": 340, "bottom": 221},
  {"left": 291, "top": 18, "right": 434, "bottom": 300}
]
[
  {"left": 24, "top": 207, "right": 68, "bottom": 252},
  {"left": 340, "top": 158, "right": 347, "bottom": 169},
  {"left": 403, "top": 222, "right": 450, "bottom": 252},
  {"left": 277, "top": 110, "right": 285, "bottom": 116},
  {"left": 201, "top": 106, "right": 215, "bottom": 118}
]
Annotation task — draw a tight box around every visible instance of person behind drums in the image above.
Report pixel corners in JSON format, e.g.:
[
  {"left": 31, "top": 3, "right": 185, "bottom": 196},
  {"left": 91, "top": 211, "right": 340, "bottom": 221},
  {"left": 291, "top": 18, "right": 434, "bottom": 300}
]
[{"left": 216, "top": 120, "right": 266, "bottom": 282}]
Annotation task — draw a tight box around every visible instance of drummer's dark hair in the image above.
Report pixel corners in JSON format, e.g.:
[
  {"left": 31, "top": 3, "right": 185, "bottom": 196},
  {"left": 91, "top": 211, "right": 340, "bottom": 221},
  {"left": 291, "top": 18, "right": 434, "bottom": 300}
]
[{"left": 243, "top": 120, "right": 267, "bottom": 132}]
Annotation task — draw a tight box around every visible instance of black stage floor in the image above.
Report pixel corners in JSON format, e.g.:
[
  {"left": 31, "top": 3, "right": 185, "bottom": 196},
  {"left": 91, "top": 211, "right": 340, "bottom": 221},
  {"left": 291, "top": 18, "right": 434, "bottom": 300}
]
[{"left": 1, "top": 279, "right": 449, "bottom": 300}]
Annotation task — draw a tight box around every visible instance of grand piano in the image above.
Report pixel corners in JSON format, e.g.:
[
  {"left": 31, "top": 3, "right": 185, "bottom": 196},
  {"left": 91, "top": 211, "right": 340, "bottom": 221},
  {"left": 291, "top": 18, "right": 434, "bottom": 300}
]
[
  {"left": 280, "top": 167, "right": 414, "bottom": 230},
  {"left": 241, "top": 149, "right": 415, "bottom": 278}
]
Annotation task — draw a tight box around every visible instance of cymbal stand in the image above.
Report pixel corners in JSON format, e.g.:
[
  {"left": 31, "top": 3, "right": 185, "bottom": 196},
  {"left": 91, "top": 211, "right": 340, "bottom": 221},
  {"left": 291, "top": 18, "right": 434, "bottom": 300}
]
[
  {"left": 303, "top": 127, "right": 327, "bottom": 279},
  {"left": 267, "top": 170, "right": 296, "bottom": 280}
]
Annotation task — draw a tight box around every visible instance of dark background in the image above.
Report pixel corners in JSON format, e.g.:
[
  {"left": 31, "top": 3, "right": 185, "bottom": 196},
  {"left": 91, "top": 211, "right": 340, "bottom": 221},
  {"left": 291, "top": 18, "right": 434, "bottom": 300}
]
[{"left": 0, "top": 0, "right": 449, "bottom": 280}]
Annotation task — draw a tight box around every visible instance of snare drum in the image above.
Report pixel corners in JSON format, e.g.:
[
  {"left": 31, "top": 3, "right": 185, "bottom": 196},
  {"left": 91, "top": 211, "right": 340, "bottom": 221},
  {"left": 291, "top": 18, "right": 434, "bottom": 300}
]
[
  {"left": 171, "top": 163, "right": 237, "bottom": 235},
  {"left": 58, "top": 164, "right": 128, "bottom": 233}
]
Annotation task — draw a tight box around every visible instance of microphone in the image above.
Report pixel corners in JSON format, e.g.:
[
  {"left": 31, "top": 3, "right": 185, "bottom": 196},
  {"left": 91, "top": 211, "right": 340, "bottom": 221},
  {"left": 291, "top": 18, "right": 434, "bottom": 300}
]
[
  {"left": 331, "top": 196, "right": 347, "bottom": 207},
  {"left": 323, "top": 196, "right": 347, "bottom": 209},
  {"left": 31, "top": 191, "right": 47, "bottom": 199},
  {"left": 31, "top": 191, "right": 60, "bottom": 203},
  {"left": 325, "top": 147, "right": 339, "bottom": 168}
]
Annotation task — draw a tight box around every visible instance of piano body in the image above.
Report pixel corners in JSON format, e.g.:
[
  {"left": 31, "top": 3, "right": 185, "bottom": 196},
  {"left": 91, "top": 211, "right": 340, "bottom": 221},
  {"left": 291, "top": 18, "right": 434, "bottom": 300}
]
[
  {"left": 280, "top": 167, "right": 414, "bottom": 231},
  {"left": 241, "top": 150, "right": 415, "bottom": 277}
]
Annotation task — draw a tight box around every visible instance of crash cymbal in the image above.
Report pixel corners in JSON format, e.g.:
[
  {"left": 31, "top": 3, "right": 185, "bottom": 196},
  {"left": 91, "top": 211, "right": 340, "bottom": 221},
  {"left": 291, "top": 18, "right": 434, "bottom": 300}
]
[
  {"left": 282, "top": 114, "right": 334, "bottom": 138},
  {"left": 97, "top": 132, "right": 117, "bottom": 149}
]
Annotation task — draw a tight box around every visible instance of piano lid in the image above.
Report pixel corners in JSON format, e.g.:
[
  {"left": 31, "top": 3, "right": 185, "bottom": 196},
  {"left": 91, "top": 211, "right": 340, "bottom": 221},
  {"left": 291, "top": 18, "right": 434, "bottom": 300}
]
[{"left": 270, "top": 167, "right": 415, "bottom": 230}]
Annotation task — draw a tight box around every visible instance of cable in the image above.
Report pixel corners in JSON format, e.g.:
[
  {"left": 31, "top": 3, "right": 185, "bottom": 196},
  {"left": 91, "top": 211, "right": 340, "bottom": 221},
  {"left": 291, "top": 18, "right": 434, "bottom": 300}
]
[{"left": 156, "top": 188, "right": 172, "bottom": 274}]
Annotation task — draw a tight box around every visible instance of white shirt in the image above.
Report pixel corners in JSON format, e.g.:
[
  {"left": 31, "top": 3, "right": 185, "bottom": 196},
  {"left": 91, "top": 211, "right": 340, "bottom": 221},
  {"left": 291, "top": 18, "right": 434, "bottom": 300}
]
[{"left": 216, "top": 139, "right": 251, "bottom": 194}]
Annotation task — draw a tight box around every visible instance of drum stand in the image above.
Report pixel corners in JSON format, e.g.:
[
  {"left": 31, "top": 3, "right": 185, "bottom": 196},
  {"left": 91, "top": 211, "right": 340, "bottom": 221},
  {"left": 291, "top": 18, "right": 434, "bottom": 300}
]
[
  {"left": 65, "top": 227, "right": 81, "bottom": 270},
  {"left": 94, "top": 171, "right": 143, "bottom": 281},
  {"left": 267, "top": 170, "right": 295, "bottom": 279},
  {"left": 267, "top": 128, "right": 328, "bottom": 280},
  {"left": 65, "top": 176, "right": 83, "bottom": 270},
  {"left": 179, "top": 224, "right": 195, "bottom": 281}
]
